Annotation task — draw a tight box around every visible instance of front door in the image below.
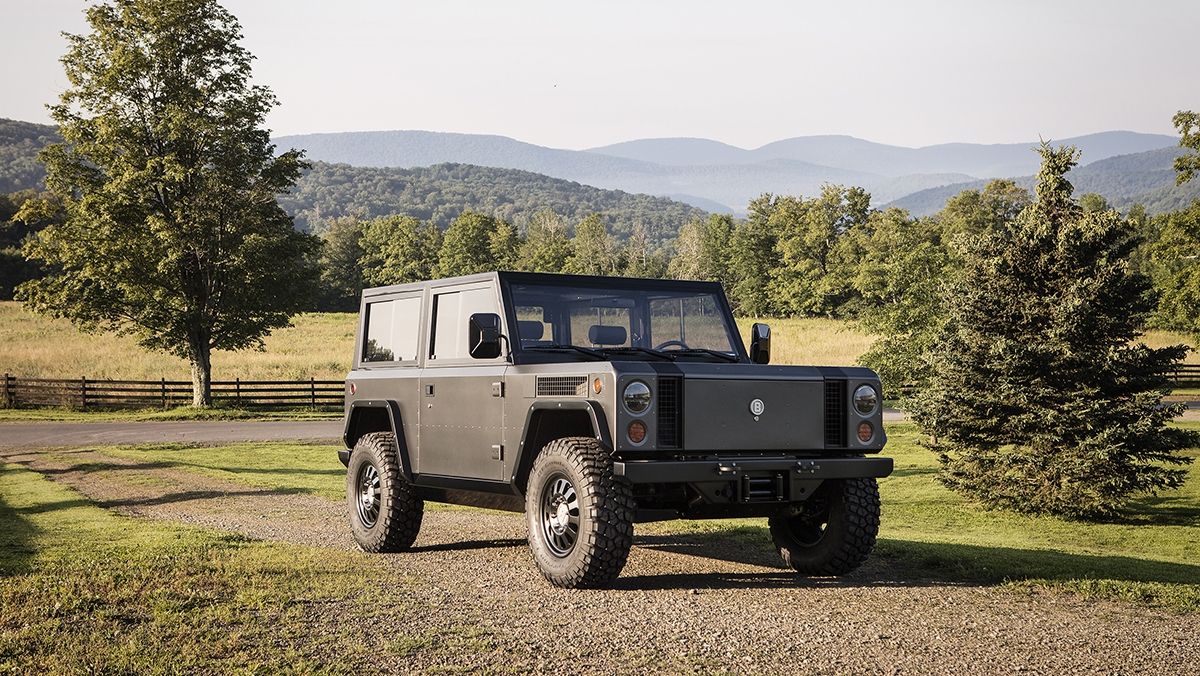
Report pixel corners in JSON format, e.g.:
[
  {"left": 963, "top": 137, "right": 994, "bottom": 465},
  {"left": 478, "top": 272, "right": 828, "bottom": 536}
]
[{"left": 417, "top": 283, "right": 507, "bottom": 481}]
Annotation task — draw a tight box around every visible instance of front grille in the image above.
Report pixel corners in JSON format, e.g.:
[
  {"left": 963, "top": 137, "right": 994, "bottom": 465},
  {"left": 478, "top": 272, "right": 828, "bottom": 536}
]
[
  {"left": 656, "top": 377, "right": 682, "bottom": 448},
  {"left": 824, "top": 379, "right": 847, "bottom": 447},
  {"left": 536, "top": 375, "right": 588, "bottom": 397}
]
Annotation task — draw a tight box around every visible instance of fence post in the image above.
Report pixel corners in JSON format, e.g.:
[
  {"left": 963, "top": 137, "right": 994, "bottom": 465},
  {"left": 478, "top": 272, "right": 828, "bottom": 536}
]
[
  {"left": 236, "top": 378, "right": 241, "bottom": 407},
  {"left": 80, "top": 376, "right": 87, "bottom": 410},
  {"left": 161, "top": 377, "right": 167, "bottom": 410},
  {"left": 311, "top": 377, "right": 316, "bottom": 409},
  {"left": 2, "top": 373, "right": 9, "bottom": 408}
]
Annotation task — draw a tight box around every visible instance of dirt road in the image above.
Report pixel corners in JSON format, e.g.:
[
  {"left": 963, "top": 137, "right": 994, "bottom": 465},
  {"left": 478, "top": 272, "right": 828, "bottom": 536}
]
[
  {"left": 0, "top": 419, "right": 342, "bottom": 447},
  {"left": 2, "top": 443, "right": 1196, "bottom": 674}
]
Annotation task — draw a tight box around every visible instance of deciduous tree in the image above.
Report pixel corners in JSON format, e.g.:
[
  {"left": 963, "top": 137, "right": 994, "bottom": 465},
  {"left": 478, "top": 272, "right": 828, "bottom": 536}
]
[
  {"left": 359, "top": 215, "right": 441, "bottom": 286},
  {"left": 18, "top": 0, "right": 319, "bottom": 406}
]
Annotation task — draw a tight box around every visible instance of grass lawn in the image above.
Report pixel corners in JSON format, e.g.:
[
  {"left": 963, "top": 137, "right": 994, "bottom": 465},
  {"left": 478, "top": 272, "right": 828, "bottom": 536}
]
[
  {"left": 0, "top": 461, "right": 389, "bottom": 673},
  {"left": 96, "top": 421, "right": 1200, "bottom": 612}
]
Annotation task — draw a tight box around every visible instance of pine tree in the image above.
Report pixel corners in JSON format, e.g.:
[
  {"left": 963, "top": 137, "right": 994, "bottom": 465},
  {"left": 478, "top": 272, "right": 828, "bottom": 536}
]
[{"left": 910, "top": 144, "right": 1197, "bottom": 519}]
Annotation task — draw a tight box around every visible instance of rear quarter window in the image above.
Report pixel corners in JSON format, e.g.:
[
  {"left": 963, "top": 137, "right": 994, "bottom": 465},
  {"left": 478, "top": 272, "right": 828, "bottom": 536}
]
[{"left": 362, "top": 296, "right": 422, "bottom": 363}]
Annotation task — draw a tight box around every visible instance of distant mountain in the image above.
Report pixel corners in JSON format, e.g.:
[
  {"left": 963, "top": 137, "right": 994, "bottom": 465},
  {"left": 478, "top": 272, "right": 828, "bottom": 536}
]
[
  {"left": 0, "top": 119, "right": 57, "bottom": 193},
  {"left": 281, "top": 129, "right": 1178, "bottom": 213},
  {"left": 591, "top": 131, "right": 1177, "bottom": 178},
  {"left": 282, "top": 162, "right": 707, "bottom": 240},
  {"left": 884, "top": 146, "right": 1200, "bottom": 216}
]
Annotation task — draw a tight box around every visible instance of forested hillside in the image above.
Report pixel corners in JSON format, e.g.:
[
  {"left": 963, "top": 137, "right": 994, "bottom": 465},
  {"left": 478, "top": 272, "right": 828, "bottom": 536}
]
[
  {"left": 282, "top": 162, "right": 706, "bottom": 239},
  {"left": 0, "top": 119, "right": 56, "bottom": 193}
]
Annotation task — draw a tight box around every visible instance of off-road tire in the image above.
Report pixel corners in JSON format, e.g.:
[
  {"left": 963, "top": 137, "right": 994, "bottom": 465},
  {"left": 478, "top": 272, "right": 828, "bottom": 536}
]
[
  {"left": 347, "top": 431, "right": 423, "bottom": 552},
  {"left": 769, "top": 477, "right": 880, "bottom": 576},
  {"left": 525, "top": 437, "right": 635, "bottom": 588}
]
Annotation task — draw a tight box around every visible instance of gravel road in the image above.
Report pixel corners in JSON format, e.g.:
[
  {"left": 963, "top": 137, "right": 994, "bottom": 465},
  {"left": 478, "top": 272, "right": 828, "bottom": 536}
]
[
  {"left": 0, "top": 420, "right": 342, "bottom": 447},
  {"left": 2, "top": 443, "right": 1197, "bottom": 674}
]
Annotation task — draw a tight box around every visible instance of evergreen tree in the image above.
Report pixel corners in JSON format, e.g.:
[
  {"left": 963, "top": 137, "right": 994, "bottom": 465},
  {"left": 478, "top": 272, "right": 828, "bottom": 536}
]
[
  {"left": 910, "top": 144, "right": 1197, "bottom": 519},
  {"left": 18, "top": 0, "right": 319, "bottom": 406},
  {"left": 516, "top": 210, "right": 572, "bottom": 272},
  {"left": 437, "top": 211, "right": 500, "bottom": 277},
  {"left": 359, "top": 215, "right": 441, "bottom": 285},
  {"left": 565, "top": 214, "right": 620, "bottom": 275}
]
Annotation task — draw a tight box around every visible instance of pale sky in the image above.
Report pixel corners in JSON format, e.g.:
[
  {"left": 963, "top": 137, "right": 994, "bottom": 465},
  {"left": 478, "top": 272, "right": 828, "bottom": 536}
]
[{"left": 2, "top": 0, "right": 1194, "bottom": 149}]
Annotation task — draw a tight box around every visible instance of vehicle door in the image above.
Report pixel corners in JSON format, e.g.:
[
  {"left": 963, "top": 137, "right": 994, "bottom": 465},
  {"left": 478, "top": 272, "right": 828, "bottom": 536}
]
[{"left": 418, "top": 281, "right": 508, "bottom": 481}]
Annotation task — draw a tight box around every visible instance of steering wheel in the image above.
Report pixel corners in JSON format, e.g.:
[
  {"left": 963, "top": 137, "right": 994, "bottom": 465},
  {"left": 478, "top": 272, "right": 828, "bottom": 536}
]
[{"left": 653, "top": 339, "right": 689, "bottom": 351}]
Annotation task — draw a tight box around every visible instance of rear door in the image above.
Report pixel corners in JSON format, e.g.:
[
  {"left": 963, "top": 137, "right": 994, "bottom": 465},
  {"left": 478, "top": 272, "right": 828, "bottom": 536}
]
[{"left": 417, "top": 281, "right": 508, "bottom": 481}]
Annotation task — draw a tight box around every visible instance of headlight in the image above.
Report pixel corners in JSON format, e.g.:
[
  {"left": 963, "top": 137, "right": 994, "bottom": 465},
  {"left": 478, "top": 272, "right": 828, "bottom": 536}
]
[
  {"left": 853, "top": 384, "right": 878, "bottom": 416},
  {"left": 623, "top": 381, "right": 651, "bottom": 414}
]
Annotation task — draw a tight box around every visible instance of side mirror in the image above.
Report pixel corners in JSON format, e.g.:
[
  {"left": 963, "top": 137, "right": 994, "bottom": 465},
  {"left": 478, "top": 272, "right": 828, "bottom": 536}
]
[
  {"left": 468, "top": 313, "right": 503, "bottom": 359},
  {"left": 749, "top": 322, "right": 771, "bottom": 364}
]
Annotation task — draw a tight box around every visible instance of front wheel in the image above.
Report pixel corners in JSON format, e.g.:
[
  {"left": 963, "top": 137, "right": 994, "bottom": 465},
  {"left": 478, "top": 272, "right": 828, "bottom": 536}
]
[
  {"left": 525, "top": 437, "right": 634, "bottom": 588},
  {"left": 769, "top": 477, "right": 880, "bottom": 576}
]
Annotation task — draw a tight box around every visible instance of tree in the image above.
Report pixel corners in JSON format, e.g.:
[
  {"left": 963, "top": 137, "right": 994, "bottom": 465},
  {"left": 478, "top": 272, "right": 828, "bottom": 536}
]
[
  {"left": 359, "top": 215, "right": 441, "bottom": 286},
  {"left": 910, "top": 144, "right": 1196, "bottom": 519},
  {"left": 669, "top": 213, "right": 734, "bottom": 283},
  {"left": 565, "top": 214, "right": 621, "bottom": 275},
  {"left": 18, "top": 0, "right": 319, "bottom": 407},
  {"left": 621, "top": 223, "right": 667, "bottom": 278},
  {"left": 1173, "top": 110, "right": 1200, "bottom": 185},
  {"left": 1, "top": 191, "right": 63, "bottom": 300},
  {"left": 763, "top": 186, "right": 870, "bottom": 317},
  {"left": 437, "top": 211, "right": 502, "bottom": 277},
  {"left": 315, "top": 216, "right": 364, "bottom": 311},
  {"left": 726, "top": 210, "right": 779, "bottom": 316},
  {"left": 516, "top": 210, "right": 572, "bottom": 272},
  {"left": 1079, "top": 193, "right": 1111, "bottom": 214},
  {"left": 489, "top": 219, "right": 521, "bottom": 270},
  {"left": 1145, "top": 204, "right": 1200, "bottom": 344}
]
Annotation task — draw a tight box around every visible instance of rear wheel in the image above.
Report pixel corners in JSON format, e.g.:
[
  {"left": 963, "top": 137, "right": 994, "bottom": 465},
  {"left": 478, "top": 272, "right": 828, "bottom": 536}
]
[
  {"left": 347, "top": 431, "right": 423, "bottom": 552},
  {"left": 525, "top": 437, "right": 634, "bottom": 588},
  {"left": 769, "top": 477, "right": 880, "bottom": 576}
]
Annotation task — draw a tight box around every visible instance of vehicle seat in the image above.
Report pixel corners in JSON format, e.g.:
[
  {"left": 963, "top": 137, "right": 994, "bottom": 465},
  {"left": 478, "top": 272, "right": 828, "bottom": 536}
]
[
  {"left": 588, "top": 325, "right": 627, "bottom": 346},
  {"left": 517, "top": 320, "right": 552, "bottom": 347}
]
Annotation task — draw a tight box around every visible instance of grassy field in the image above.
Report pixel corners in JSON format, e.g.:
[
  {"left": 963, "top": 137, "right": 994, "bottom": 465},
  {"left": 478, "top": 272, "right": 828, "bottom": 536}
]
[
  {"left": 2, "top": 300, "right": 1195, "bottom": 381},
  {"left": 91, "top": 421, "right": 1200, "bottom": 612},
  {"left": 0, "top": 461, "right": 391, "bottom": 672}
]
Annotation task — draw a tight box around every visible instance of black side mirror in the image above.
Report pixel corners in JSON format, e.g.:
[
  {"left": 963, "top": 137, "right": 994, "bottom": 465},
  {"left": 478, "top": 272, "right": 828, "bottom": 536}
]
[
  {"left": 749, "top": 322, "right": 771, "bottom": 364},
  {"left": 468, "top": 313, "right": 503, "bottom": 359}
]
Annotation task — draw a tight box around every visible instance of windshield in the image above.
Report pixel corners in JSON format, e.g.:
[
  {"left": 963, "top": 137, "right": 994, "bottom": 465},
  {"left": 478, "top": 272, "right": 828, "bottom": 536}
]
[{"left": 507, "top": 282, "right": 740, "bottom": 360}]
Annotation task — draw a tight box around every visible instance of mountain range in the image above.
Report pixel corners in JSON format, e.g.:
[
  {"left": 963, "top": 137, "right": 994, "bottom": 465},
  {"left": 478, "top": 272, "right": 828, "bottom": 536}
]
[{"left": 275, "top": 129, "right": 1184, "bottom": 214}]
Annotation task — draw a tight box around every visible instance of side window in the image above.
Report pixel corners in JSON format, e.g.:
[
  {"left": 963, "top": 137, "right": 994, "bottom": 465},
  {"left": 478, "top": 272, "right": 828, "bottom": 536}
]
[
  {"left": 362, "top": 296, "right": 422, "bottom": 363},
  {"left": 430, "top": 287, "right": 499, "bottom": 360}
]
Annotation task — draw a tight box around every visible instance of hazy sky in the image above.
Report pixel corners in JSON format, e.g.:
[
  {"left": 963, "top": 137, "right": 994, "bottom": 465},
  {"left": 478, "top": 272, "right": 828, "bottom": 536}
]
[{"left": 3, "top": 0, "right": 1195, "bottom": 149}]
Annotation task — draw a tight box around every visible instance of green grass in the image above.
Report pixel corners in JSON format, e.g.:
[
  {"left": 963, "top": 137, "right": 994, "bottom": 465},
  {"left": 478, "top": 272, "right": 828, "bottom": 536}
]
[
  {"left": 0, "top": 406, "right": 340, "bottom": 423},
  {"left": 94, "top": 422, "right": 1200, "bottom": 612},
  {"left": 0, "top": 461, "right": 387, "bottom": 673}
]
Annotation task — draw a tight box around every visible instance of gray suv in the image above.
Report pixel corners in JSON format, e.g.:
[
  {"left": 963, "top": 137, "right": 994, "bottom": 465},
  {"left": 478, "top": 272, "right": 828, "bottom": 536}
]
[{"left": 339, "top": 272, "right": 891, "bottom": 588}]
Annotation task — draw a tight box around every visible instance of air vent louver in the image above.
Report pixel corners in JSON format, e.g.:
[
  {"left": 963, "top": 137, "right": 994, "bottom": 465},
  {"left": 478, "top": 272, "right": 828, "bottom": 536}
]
[
  {"left": 824, "top": 379, "right": 847, "bottom": 447},
  {"left": 656, "top": 377, "right": 682, "bottom": 448},
  {"left": 536, "top": 375, "right": 588, "bottom": 397}
]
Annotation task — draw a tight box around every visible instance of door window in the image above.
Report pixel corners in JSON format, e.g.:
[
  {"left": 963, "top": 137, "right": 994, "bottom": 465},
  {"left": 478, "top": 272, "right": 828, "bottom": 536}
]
[{"left": 430, "top": 287, "right": 499, "bottom": 360}]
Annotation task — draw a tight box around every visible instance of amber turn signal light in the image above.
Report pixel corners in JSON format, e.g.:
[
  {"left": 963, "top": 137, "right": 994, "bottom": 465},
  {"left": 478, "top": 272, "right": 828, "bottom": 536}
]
[
  {"left": 628, "top": 420, "right": 647, "bottom": 444},
  {"left": 593, "top": 377, "right": 603, "bottom": 394},
  {"left": 857, "top": 421, "right": 874, "bottom": 443}
]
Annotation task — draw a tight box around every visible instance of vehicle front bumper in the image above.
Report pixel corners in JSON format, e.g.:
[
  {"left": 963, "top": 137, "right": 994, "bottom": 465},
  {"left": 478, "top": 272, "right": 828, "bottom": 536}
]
[{"left": 613, "top": 456, "right": 893, "bottom": 484}]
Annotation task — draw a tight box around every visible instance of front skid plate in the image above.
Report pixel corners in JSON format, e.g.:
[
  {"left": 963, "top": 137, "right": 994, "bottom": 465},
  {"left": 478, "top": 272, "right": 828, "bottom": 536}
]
[{"left": 613, "top": 456, "right": 892, "bottom": 484}]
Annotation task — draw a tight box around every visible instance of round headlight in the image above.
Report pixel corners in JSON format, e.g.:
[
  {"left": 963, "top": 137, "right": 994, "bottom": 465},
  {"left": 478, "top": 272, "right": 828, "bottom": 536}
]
[
  {"left": 853, "top": 384, "right": 878, "bottom": 416},
  {"left": 623, "top": 381, "right": 651, "bottom": 414}
]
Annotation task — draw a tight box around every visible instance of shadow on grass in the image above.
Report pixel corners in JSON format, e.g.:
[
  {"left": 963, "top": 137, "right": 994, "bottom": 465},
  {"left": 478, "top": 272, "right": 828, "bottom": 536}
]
[
  {"left": 621, "top": 529, "right": 1200, "bottom": 592},
  {"left": 0, "top": 489, "right": 40, "bottom": 576}
]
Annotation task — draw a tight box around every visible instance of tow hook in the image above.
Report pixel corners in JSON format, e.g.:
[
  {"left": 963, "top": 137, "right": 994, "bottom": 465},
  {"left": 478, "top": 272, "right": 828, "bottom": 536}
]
[
  {"left": 794, "top": 460, "right": 821, "bottom": 474},
  {"left": 715, "top": 463, "right": 739, "bottom": 476}
]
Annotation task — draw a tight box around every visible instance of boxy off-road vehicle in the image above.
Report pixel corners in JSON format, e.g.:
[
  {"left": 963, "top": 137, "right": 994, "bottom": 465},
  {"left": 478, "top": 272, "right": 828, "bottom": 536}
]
[{"left": 338, "top": 272, "right": 891, "bottom": 588}]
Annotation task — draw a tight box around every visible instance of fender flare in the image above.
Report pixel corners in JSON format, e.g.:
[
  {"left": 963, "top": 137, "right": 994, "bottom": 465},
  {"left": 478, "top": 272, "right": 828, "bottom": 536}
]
[
  {"left": 510, "top": 399, "right": 612, "bottom": 493},
  {"left": 343, "top": 399, "right": 414, "bottom": 482}
]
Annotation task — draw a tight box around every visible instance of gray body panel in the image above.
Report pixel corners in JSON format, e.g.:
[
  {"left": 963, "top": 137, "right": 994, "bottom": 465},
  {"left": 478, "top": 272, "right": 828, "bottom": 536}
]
[
  {"left": 419, "top": 366, "right": 507, "bottom": 480},
  {"left": 683, "top": 377, "right": 824, "bottom": 451}
]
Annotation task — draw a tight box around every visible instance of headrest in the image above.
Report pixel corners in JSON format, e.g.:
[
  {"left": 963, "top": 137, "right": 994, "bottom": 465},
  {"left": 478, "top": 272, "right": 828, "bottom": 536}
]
[
  {"left": 517, "top": 320, "right": 545, "bottom": 341},
  {"left": 588, "top": 325, "right": 627, "bottom": 346}
]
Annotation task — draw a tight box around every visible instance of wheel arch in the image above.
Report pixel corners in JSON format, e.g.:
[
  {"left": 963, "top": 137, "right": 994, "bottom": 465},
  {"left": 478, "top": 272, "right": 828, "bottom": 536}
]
[
  {"left": 511, "top": 400, "right": 612, "bottom": 496},
  {"left": 343, "top": 399, "right": 414, "bottom": 481}
]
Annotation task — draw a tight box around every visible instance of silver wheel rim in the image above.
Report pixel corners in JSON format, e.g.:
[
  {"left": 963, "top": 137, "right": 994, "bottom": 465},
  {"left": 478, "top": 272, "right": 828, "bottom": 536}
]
[
  {"left": 356, "top": 464, "right": 381, "bottom": 528},
  {"left": 539, "top": 472, "right": 580, "bottom": 558}
]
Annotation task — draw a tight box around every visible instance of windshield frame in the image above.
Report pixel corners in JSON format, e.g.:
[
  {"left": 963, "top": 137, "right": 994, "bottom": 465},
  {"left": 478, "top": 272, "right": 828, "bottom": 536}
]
[{"left": 498, "top": 272, "right": 748, "bottom": 365}]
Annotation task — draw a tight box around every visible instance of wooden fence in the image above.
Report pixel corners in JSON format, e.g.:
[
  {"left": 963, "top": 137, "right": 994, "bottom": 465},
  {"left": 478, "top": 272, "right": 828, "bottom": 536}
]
[{"left": 0, "top": 374, "right": 344, "bottom": 410}]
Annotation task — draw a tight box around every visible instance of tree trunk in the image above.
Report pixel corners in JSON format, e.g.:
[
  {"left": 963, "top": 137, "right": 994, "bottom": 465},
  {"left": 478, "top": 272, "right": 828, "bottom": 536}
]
[{"left": 189, "top": 340, "right": 212, "bottom": 408}]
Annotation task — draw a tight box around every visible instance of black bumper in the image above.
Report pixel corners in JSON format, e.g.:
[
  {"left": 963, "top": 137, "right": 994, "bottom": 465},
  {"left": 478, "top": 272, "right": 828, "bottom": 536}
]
[
  {"left": 613, "top": 456, "right": 893, "bottom": 484},
  {"left": 337, "top": 449, "right": 351, "bottom": 467}
]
